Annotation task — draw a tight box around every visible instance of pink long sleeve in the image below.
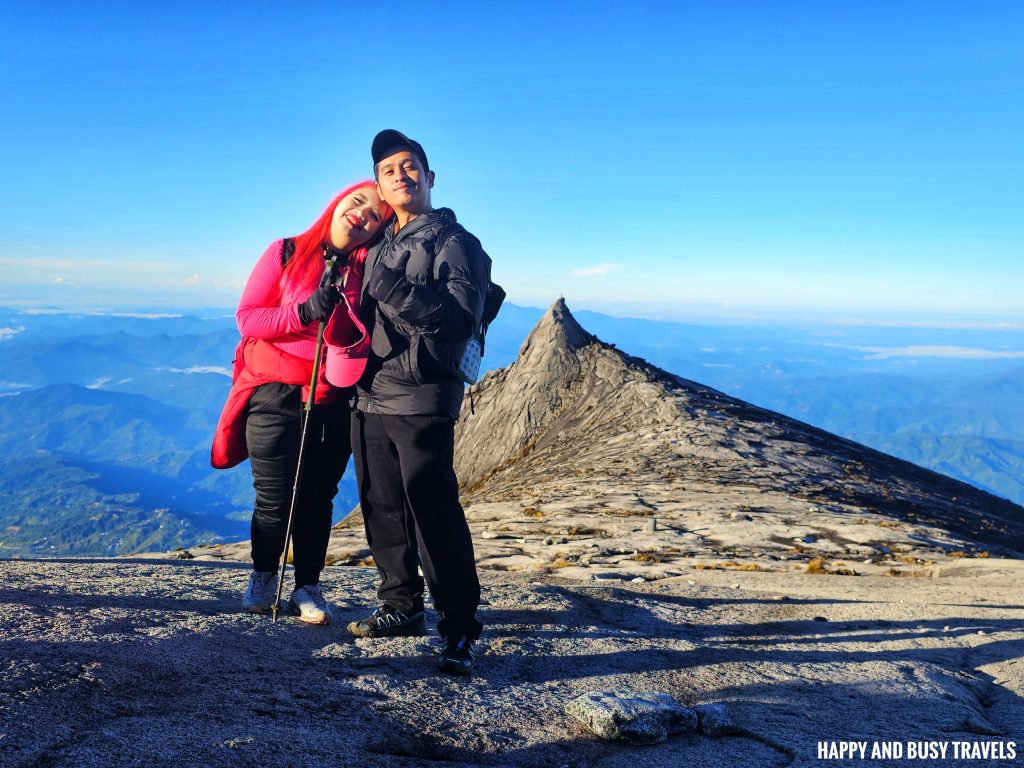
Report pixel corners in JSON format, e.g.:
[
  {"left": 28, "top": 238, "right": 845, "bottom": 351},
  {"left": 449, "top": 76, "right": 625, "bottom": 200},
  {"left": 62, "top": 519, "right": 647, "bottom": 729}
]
[{"left": 236, "top": 240, "right": 318, "bottom": 360}]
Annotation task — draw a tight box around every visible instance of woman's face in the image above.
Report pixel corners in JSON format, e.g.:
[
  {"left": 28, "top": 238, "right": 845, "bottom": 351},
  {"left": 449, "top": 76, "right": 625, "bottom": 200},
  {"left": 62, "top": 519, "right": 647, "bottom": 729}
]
[{"left": 329, "top": 187, "right": 386, "bottom": 249}]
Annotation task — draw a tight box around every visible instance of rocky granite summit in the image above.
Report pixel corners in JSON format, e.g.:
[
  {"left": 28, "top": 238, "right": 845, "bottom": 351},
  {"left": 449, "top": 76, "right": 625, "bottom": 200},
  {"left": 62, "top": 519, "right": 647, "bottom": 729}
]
[
  {"left": 3, "top": 300, "right": 1023, "bottom": 767},
  {"left": 450, "top": 298, "right": 1024, "bottom": 574}
]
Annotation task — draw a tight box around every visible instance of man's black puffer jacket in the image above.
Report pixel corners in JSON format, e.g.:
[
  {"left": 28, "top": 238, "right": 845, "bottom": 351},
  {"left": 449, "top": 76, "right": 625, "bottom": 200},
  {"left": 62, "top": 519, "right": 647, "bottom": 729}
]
[{"left": 355, "top": 207, "right": 490, "bottom": 420}]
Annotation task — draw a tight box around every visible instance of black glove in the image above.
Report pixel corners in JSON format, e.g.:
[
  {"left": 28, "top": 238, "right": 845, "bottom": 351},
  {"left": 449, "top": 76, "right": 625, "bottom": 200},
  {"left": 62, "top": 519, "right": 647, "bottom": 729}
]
[
  {"left": 297, "top": 284, "right": 341, "bottom": 326},
  {"left": 367, "top": 262, "right": 408, "bottom": 304}
]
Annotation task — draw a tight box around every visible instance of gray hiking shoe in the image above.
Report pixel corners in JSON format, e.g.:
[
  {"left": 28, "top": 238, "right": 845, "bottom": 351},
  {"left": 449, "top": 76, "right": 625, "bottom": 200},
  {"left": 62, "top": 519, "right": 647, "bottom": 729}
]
[
  {"left": 288, "top": 584, "right": 332, "bottom": 625},
  {"left": 347, "top": 605, "right": 427, "bottom": 638},
  {"left": 242, "top": 570, "right": 279, "bottom": 613}
]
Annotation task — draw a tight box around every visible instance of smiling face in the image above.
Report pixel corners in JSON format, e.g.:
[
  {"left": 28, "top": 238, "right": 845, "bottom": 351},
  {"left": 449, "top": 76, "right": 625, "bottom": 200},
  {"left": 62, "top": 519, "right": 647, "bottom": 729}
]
[
  {"left": 374, "top": 150, "right": 434, "bottom": 216},
  {"left": 328, "top": 186, "right": 387, "bottom": 250}
]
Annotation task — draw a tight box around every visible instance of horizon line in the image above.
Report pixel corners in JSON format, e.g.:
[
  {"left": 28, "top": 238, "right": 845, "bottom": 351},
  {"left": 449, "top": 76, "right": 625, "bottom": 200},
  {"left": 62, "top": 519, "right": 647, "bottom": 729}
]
[{"left": 2, "top": 300, "right": 1024, "bottom": 333}]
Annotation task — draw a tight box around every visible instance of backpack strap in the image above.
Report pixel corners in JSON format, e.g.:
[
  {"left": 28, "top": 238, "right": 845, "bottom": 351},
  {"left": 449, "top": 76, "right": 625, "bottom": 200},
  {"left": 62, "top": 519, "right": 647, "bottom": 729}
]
[
  {"left": 433, "top": 221, "right": 504, "bottom": 357},
  {"left": 280, "top": 237, "right": 296, "bottom": 268},
  {"left": 432, "top": 221, "right": 495, "bottom": 315},
  {"left": 431, "top": 220, "right": 463, "bottom": 254}
]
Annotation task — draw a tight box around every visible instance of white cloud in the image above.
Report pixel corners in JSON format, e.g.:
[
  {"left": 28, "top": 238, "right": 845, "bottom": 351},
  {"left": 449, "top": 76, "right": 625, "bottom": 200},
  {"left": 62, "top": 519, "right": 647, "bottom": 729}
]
[
  {"left": 159, "top": 366, "right": 232, "bottom": 377},
  {"left": 0, "top": 257, "right": 181, "bottom": 272},
  {"left": 571, "top": 263, "right": 624, "bottom": 277},
  {"left": 0, "top": 326, "right": 25, "bottom": 341},
  {"left": 20, "top": 309, "right": 183, "bottom": 318},
  {"left": 825, "top": 344, "right": 1024, "bottom": 360}
]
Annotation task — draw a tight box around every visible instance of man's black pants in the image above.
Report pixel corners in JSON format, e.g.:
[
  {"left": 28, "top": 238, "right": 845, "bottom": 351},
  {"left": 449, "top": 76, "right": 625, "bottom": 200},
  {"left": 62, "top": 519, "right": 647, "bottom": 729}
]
[
  {"left": 351, "top": 409, "right": 482, "bottom": 640},
  {"left": 246, "top": 382, "right": 350, "bottom": 587}
]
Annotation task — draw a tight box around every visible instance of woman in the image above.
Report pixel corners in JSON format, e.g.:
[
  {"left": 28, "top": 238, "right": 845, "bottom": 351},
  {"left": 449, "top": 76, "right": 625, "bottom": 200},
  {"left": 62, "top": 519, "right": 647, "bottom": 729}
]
[{"left": 211, "top": 181, "right": 389, "bottom": 624}]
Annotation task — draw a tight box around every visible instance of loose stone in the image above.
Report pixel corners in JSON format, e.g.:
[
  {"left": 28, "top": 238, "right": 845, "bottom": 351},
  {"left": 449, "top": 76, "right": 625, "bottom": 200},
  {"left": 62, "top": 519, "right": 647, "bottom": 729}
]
[
  {"left": 695, "top": 703, "right": 741, "bottom": 737},
  {"left": 565, "top": 690, "right": 697, "bottom": 745}
]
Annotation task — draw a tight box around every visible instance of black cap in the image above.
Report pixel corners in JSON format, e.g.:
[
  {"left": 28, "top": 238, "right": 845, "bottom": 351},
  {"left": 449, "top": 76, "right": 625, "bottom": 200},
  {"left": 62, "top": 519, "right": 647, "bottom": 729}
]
[{"left": 371, "top": 129, "right": 429, "bottom": 173}]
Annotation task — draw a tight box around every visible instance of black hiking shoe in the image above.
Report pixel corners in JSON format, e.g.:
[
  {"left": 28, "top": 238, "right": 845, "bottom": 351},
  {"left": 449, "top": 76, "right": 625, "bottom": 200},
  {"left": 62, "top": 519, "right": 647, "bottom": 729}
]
[
  {"left": 437, "top": 635, "right": 475, "bottom": 675},
  {"left": 346, "top": 605, "right": 427, "bottom": 638}
]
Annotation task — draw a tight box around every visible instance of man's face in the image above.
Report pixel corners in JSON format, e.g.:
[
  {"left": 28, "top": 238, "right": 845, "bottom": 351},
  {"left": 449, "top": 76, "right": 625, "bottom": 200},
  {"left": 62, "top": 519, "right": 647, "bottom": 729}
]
[{"left": 375, "top": 151, "right": 434, "bottom": 213}]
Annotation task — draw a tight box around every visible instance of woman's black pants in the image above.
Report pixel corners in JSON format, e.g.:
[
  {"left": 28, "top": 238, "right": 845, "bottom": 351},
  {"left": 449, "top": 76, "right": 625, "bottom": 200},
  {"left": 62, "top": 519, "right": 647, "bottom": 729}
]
[{"left": 246, "top": 382, "right": 350, "bottom": 587}]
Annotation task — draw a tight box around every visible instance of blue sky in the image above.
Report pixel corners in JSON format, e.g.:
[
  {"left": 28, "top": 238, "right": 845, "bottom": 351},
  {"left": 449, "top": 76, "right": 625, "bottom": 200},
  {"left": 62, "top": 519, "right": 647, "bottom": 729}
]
[{"left": 1, "top": 1, "right": 1022, "bottom": 323}]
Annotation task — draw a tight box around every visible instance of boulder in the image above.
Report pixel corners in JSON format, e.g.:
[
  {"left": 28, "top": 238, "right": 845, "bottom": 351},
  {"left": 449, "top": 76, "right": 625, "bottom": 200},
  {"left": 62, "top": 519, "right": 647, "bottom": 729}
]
[{"left": 565, "top": 690, "right": 697, "bottom": 745}]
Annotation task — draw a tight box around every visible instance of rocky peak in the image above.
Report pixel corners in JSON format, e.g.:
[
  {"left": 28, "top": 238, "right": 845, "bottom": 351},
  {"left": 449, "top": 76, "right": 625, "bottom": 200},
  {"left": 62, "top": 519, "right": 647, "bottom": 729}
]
[
  {"left": 454, "top": 299, "right": 622, "bottom": 490},
  {"left": 515, "top": 297, "right": 594, "bottom": 370},
  {"left": 455, "top": 299, "right": 1024, "bottom": 557}
]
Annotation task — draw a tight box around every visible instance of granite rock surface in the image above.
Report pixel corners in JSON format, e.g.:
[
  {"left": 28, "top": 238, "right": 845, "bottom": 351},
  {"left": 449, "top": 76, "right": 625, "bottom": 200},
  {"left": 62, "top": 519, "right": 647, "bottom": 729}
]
[{"left": 2, "top": 559, "right": 1022, "bottom": 767}]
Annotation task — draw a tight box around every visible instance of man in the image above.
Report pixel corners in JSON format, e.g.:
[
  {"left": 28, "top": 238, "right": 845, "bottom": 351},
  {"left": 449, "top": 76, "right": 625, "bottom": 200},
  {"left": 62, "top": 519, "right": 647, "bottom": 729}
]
[{"left": 347, "top": 129, "right": 489, "bottom": 675}]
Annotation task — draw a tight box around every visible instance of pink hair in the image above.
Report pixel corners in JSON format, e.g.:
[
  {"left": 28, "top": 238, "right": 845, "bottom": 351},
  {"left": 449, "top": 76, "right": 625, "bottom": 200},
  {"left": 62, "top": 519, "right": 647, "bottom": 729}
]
[{"left": 284, "top": 180, "right": 392, "bottom": 292}]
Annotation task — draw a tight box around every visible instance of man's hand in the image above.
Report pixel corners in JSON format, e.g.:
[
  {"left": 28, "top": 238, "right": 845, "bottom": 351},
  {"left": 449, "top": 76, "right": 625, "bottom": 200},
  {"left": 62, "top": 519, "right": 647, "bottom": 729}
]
[
  {"left": 297, "top": 284, "right": 341, "bottom": 326},
  {"left": 367, "top": 262, "right": 408, "bottom": 304}
]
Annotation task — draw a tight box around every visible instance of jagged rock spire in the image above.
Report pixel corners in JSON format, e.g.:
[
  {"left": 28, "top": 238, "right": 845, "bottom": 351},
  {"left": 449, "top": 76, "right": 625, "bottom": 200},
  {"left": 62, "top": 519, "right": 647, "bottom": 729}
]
[
  {"left": 516, "top": 298, "right": 593, "bottom": 367},
  {"left": 453, "top": 297, "right": 1024, "bottom": 555},
  {"left": 454, "top": 299, "right": 609, "bottom": 489}
]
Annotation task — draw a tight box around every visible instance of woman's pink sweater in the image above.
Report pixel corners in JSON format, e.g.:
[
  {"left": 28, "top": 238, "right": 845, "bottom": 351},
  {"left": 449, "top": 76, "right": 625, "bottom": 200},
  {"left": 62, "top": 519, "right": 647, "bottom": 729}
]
[
  {"left": 235, "top": 239, "right": 369, "bottom": 371},
  {"left": 236, "top": 239, "right": 321, "bottom": 361}
]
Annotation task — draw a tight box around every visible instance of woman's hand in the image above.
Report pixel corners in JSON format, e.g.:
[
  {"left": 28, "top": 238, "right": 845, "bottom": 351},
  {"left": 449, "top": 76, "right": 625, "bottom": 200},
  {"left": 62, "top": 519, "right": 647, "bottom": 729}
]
[{"left": 297, "top": 284, "right": 341, "bottom": 326}]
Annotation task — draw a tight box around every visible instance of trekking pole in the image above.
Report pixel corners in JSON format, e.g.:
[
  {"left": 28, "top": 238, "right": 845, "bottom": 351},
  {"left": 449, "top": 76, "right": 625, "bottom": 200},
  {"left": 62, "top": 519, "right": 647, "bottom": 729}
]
[{"left": 271, "top": 253, "right": 340, "bottom": 622}]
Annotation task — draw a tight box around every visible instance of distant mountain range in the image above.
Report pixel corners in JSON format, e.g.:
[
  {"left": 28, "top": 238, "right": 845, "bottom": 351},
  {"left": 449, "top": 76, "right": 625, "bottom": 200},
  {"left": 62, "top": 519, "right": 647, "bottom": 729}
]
[{"left": 0, "top": 303, "right": 1020, "bottom": 557}]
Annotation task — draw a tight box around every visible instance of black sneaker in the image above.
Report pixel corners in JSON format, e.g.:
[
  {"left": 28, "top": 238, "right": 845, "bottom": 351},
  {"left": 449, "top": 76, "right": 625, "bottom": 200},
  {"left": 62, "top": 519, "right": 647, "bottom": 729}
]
[
  {"left": 437, "top": 635, "right": 475, "bottom": 675},
  {"left": 346, "top": 605, "right": 427, "bottom": 638}
]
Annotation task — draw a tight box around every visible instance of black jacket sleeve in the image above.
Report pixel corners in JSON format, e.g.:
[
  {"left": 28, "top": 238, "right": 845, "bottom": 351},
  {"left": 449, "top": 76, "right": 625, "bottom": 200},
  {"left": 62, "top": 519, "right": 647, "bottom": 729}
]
[{"left": 373, "top": 232, "right": 488, "bottom": 341}]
